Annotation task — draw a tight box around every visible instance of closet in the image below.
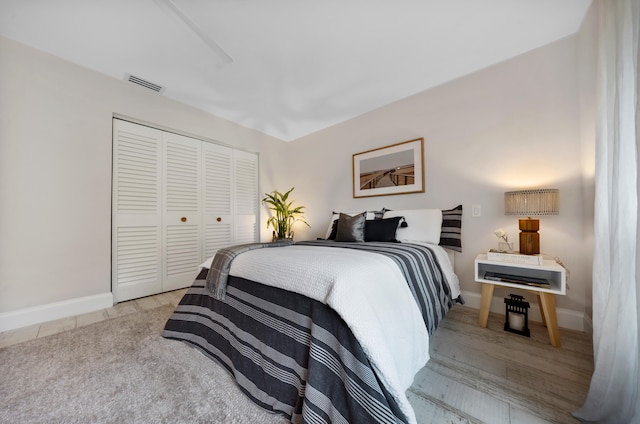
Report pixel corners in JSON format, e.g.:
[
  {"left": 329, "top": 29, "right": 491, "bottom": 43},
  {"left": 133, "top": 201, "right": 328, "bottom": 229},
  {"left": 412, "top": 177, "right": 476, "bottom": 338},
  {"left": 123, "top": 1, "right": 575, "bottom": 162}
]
[{"left": 111, "top": 119, "right": 258, "bottom": 303}]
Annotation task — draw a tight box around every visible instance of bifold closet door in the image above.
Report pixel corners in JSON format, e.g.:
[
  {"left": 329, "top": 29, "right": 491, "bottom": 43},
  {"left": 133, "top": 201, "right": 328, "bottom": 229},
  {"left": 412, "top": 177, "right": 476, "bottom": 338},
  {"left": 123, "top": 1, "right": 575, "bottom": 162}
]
[
  {"left": 113, "top": 119, "right": 259, "bottom": 302},
  {"left": 201, "top": 146, "right": 259, "bottom": 259},
  {"left": 233, "top": 150, "right": 259, "bottom": 244},
  {"left": 162, "top": 132, "right": 202, "bottom": 292},
  {"left": 202, "top": 142, "right": 233, "bottom": 260},
  {"left": 112, "top": 120, "right": 163, "bottom": 302}
]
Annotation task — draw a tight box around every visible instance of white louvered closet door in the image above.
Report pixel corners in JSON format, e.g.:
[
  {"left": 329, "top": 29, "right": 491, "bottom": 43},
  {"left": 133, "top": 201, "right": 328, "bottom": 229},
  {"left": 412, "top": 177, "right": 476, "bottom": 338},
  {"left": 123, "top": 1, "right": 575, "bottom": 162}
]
[
  {"left": 234, "top": 150, "right": 259, "bottom": 244},
  {"left": 112, "top": 119, "right": 259, "bottom": 302},
  {"left": 202, "top": 142, "right": 233, "bottom": 260},
  {"left": 112, "top": 120, "right": 163, "bottom": 302},
  {"left": 162, "top": 132, "right": 202, "bottom": 292}
]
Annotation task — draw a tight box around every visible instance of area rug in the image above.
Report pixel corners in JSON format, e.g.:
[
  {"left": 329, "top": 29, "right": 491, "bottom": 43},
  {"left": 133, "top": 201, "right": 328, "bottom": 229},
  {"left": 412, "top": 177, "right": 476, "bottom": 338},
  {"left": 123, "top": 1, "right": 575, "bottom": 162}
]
[{"left": 0, "top": 305, "right": 289, "bottom": 423}]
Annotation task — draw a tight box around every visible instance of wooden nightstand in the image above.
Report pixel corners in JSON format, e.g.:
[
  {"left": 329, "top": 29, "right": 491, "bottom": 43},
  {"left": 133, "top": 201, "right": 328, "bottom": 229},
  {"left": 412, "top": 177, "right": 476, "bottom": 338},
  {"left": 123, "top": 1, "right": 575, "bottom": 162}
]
[{"left": 474, "top": 253, "right": 567, "bottom": 347}]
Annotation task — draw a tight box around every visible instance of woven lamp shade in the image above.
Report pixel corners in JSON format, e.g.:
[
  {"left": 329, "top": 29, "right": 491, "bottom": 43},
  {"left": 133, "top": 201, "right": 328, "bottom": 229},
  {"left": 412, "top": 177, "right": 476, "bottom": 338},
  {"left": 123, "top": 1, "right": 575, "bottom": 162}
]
[
  {"left": 504, "top": 189, "right": 559, "bottom": 255},
  {"left": 504, "top": 189, "right": 559, "bottom": 216}
]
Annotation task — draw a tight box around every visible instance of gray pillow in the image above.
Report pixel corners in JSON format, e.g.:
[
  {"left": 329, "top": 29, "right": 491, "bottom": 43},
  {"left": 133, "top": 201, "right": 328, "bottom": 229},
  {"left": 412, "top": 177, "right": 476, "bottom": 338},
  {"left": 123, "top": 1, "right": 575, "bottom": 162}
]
[{"left": 335, "top": 212, "right": 366, "bottom": 242}]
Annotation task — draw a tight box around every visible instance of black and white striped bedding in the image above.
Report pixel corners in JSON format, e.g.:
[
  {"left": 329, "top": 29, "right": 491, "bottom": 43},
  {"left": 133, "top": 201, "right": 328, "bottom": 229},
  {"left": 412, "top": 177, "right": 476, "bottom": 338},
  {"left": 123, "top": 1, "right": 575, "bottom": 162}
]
[
  {"left": 164, "top": 273, "right": 407, "bottom": 423},
  {"left": 162, "top": 241, "right": 455, "bottom": 424},
  {"left": 295, "top": 241, "right": 453, "bottom": 335}
]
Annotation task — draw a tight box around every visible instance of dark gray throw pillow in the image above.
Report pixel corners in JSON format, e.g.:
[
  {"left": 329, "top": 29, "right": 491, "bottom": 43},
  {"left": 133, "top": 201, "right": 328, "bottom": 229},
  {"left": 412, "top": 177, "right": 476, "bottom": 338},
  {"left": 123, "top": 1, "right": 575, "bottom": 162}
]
[
  {"left": 327, "top": 219, "right": 339, "bottom": 240},
  {"left": 365, "top": 216, "right": 402, "bottom": 242},
  {"left": 335, "top": 212, "right": 366, "bottom": 242}
]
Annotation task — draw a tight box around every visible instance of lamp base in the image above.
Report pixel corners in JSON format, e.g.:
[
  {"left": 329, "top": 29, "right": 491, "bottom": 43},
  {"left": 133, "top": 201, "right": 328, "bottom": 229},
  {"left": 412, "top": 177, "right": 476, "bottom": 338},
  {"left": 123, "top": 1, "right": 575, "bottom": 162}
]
[{"left": 519, "top": 219, "right": 540, "bottom": 255}]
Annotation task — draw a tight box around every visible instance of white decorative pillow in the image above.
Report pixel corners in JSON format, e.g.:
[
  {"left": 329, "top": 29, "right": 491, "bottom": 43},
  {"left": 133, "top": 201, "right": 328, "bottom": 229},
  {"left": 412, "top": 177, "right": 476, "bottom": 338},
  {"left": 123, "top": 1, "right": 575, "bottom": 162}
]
[{"left": 382, "top": 209, "right": 443, "bottom": 244}]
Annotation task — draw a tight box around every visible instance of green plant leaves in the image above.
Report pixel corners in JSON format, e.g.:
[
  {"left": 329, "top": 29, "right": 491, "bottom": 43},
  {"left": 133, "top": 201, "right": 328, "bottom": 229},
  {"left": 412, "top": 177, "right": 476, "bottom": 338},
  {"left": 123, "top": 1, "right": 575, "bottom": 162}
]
[{"left": 262, "top": 187, "right": 309, "bottom": 238}]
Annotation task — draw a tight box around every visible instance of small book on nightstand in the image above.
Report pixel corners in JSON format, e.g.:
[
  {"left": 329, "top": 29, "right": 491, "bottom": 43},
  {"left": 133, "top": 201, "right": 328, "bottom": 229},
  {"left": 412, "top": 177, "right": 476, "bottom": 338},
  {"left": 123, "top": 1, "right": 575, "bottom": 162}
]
[{"left": 487, "top": 250, "right": 544, "bottom": 265}]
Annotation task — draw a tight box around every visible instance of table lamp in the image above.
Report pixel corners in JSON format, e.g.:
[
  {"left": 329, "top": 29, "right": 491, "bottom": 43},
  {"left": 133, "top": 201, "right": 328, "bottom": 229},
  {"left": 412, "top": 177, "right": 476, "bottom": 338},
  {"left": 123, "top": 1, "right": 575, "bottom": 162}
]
[{"left": 504, "top": 189, "right": 559, "bottom": 255}]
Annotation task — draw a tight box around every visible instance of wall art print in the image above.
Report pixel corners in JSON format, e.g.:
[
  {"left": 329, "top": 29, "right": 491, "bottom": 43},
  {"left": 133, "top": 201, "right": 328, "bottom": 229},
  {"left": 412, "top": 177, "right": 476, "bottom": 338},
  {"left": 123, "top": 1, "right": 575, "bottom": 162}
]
[{"left": 352, "top": 138, "right": 424, "bottom": 198}]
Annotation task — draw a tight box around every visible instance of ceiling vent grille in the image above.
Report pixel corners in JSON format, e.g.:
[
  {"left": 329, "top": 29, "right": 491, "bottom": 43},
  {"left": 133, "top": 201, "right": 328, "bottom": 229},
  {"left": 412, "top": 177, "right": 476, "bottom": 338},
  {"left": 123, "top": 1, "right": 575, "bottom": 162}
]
[{"left": 124, "top": 74, "right": 165, "bottom": 94}]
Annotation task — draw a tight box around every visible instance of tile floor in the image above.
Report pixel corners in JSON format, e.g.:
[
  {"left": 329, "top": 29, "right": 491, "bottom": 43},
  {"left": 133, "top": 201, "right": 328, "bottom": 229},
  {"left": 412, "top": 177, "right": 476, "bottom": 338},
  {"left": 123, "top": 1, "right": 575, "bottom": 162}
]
[{"left": 0, "top": 288, "right": 188, "bottom": 349}]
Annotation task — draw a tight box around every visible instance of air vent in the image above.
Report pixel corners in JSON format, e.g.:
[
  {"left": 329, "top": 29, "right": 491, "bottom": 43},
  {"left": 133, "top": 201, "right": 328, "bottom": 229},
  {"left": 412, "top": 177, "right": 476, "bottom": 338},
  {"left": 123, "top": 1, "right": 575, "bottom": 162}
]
[{"left": 124, "top": 74, "right": 165, "bottom": 94}]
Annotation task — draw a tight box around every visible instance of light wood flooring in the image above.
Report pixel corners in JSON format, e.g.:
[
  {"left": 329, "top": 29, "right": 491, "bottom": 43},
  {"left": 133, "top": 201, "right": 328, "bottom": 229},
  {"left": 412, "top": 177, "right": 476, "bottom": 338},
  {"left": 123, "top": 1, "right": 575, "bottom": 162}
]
[
  {"left": 412, "top": 305, "right": 594, "bottom": 423},
  {"left": 0, "top": 294, "right": 593, "bottom": 423}
]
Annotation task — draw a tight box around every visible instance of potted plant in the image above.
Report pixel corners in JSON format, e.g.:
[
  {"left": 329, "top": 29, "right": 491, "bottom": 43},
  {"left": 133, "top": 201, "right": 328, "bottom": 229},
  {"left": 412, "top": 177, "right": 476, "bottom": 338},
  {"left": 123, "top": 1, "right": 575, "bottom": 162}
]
[{"left": 262, "top": 187, "right": 309, "bottom": 240}]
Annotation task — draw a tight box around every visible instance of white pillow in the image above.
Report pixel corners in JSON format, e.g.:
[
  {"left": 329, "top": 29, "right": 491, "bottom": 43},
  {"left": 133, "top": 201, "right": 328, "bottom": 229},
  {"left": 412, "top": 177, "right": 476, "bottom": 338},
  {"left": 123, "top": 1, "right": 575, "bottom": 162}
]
[
  {"left": 324, "top": 211, "right": 376, "bottom": 239},
  {"left": 382, "top": 209, "right": 443, "bottom": 244}
]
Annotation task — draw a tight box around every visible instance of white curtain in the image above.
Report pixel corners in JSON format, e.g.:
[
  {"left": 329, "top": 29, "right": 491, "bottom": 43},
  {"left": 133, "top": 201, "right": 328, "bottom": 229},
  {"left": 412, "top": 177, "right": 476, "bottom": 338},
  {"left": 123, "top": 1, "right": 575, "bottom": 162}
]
[{"left": 573, "top": 0, "right": 640, "bottom": 423}]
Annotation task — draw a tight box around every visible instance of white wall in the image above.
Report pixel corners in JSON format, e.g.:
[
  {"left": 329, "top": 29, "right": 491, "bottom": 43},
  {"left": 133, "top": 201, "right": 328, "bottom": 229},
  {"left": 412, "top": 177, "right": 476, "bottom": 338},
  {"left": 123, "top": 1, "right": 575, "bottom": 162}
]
[
  {"left": 286, "top": 34, "right": 596, "bottom": 324},
  {"left": 0, "top": 36, "right": 289, "bottom": 318},
  {"left": 0, "top": 27, "right": 597, "bottom": 331},
  {"left": 576, "top": 0, "right": 598, "bottom": 325}
]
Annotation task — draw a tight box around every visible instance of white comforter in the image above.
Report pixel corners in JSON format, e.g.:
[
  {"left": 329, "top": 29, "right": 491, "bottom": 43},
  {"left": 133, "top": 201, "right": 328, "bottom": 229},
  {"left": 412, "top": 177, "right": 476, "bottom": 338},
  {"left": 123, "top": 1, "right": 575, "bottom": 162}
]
[{"left": 201, "top": 243, "right": 458, "bottom": 424}]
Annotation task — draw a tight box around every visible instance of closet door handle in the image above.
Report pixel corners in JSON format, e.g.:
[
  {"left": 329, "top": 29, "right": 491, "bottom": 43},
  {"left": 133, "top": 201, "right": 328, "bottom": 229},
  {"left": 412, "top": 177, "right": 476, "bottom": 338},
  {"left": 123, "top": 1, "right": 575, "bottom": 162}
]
[
  {"left": 181, "top": 217, "right": 187, "bottom": 222},
  {"left": 216, "top": 217, "right": 222, "bottom": 222}
]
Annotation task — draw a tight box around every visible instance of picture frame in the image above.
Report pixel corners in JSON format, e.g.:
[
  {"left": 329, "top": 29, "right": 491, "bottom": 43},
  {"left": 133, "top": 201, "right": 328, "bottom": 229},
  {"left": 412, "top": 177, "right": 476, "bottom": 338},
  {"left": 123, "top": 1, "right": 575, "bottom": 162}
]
[{"left": 352, "top": 138, "right": 424, "bottom": 198}]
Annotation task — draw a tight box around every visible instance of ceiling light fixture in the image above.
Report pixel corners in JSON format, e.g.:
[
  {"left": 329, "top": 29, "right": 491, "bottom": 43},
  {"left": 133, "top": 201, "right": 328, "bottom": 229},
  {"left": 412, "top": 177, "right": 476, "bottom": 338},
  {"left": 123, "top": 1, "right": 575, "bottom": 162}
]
[{"left": 153, "top": 0, "right": 233, "bottom": 68}]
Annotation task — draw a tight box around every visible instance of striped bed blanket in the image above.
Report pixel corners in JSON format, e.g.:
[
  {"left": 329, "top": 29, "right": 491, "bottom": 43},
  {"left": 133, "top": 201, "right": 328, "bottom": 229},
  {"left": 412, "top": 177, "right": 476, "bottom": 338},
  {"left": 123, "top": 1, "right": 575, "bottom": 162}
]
[
  {"left": 162, "top": 241, "right": 455, "bottom": 424},
  {"left": 295, "top": 241, "right": 453, "bottom": 335},
  {"left": 205, "top": 239, "right": 293, "bottom": 300}
]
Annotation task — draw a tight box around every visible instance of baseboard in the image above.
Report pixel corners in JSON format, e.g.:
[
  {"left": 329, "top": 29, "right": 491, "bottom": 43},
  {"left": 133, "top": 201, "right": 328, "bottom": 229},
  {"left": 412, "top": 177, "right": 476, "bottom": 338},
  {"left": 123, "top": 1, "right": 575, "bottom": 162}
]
[
  {"left": 460, "top": 289, "right": 586, "bottom": 332},
  {"left": 582, "top": 314, "right": 594, "bottom": 335},
  {"left": 0, "top": 293, "right": 114, "bottom": 332}
]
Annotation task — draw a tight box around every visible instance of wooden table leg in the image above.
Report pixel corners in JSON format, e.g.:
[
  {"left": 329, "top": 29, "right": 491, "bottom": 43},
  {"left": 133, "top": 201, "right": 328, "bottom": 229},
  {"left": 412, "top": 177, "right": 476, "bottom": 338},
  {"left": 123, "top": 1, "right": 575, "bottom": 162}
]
[
  {"left": 538, "top": 292, "right": 561, "bottom": 347},
  {"left": 536, "top": 293, "right": 547, "bottom": 327},
  {"left": 479, "top": 283, "right": 495, "bottom": 328}
]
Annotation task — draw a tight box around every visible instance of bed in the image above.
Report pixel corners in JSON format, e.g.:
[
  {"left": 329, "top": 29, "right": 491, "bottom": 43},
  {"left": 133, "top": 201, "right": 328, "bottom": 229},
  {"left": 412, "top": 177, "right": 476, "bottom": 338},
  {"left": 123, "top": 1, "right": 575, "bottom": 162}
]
[{"left": 162, "top": 207, "right": 463, "bottom": 424}]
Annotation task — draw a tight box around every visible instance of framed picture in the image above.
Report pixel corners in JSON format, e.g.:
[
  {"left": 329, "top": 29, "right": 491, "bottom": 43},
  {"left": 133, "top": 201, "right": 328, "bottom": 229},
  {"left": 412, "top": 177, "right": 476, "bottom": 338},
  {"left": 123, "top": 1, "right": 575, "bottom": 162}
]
[{"left": 353, "top": 138, "right": 424, "bottom": 198}]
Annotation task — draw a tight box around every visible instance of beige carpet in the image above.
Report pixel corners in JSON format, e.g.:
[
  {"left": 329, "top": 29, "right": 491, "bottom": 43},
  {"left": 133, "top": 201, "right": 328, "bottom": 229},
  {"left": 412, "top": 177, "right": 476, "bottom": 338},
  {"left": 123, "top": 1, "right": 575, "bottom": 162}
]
[{"left": 0, "top": 305, "right": 289, "bottom": 424}]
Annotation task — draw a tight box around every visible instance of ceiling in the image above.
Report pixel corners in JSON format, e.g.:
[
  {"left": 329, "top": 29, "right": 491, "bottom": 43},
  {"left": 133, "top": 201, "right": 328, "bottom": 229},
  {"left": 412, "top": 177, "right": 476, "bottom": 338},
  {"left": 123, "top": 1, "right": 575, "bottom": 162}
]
[{"left": 0, "top": 0, "right": 592, "bottom": 142}]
